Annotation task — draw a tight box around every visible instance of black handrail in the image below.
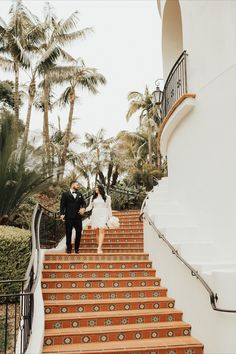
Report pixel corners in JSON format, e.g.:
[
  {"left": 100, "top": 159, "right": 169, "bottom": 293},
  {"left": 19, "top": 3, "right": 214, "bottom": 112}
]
[
  {"left": 140, "top": 207, "right": 236, "bottom": 313},
  {"left": 0, "top": 203, "right": 43, "bottom": 354},
  {"left": 161, "top": 50, "right": 188, "bottom": 119}
]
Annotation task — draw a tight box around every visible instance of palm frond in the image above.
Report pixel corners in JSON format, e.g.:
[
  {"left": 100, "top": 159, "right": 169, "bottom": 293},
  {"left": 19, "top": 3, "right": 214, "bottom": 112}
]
[
  {"left": 127, "top": 91, "right": 143, "bottom": 101},
  {"left": 56, "top": 28, "right": 93, "bottom": 45},
  {"left": 126, "top": 102, "right": 143, "bottom": 121},
  {"left": 0, "top": 55, "right": 14, "bottom": 71}
]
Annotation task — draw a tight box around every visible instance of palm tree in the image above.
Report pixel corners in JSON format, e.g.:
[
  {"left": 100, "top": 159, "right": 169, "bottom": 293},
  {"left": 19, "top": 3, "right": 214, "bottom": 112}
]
[
  {"left": 0, "top": 0, "right": 38, "bottom": 141},
  {"left": 39, "top": 4, "right": 93, "bottom": 169},
  {"left": 83, "top": 128, "right": 109, "bottom": 184},
  {"left": 126, "top": 87, "right": 158, "bottom": 164},
  {"left": 49, "top": 65, "right": 106, "bottom": 178},
  {"left": 0, "top": 111, "right": 52, "bottom": 224}
]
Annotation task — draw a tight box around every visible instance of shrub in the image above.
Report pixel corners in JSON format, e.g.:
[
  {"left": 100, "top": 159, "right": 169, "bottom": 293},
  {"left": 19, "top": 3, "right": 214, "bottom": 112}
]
[{"left": 0, "top": 226, "right": 31, "bottom": 296}]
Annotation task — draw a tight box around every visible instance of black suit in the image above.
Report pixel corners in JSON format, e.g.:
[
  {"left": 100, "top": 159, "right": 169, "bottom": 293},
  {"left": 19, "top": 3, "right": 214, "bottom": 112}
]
[{"left": 60, "top": 191, "right": 86, "bottom": 252}]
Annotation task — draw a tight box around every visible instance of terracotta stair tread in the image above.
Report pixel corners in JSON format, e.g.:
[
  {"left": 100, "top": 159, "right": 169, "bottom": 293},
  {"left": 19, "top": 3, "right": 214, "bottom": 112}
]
[
  {"left": 44, "top": 296, "right": 174, "bottom": 306},
  {"left": 42, "top": 210, "right": 204, "bottom": 353},
  {"left": 42, "top": 267, "right": 155, "bottom": 274},
  {"left": 43, "top": 336, "right": 203, "bottom": 353},
  {"left": 45, "top": 321, "right": 191, "bottom": 335},
  {"left": 45, "top": 308, "right": 183, "bottom": 321},
  {"left": 42, "top": 285, "right": 166, "bottom": 293}
]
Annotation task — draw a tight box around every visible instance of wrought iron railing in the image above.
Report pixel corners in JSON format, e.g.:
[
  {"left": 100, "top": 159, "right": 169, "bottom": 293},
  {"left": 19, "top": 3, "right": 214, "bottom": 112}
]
[
  {"left": 161, "top": 50, "right": 188, "bottom": 119},
  {"left": 140, "top": 197, "right": 236, "bottom": 313},
  {"left": 0, "top": 204, "right": 42, "bottom": 354},
  {"left": 109, "top": 186, "right": 147, "bottom": 210}
]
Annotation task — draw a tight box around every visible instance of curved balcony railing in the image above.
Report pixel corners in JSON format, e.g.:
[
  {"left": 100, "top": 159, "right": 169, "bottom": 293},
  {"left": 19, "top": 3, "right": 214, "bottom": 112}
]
[{"left": 161, "top": 50, "right": 188, "bottom": 119}]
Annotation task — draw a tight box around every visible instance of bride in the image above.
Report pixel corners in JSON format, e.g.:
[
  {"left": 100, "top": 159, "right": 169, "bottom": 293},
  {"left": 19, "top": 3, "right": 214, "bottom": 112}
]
[{"left": 87, "top": 184, "right": 112, "bottom": 254}]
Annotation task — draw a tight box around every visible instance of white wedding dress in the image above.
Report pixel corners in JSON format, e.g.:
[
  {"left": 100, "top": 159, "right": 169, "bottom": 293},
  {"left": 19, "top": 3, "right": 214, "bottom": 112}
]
[{"left": 87, "top": 195, "right": 112, "bottom": 229}]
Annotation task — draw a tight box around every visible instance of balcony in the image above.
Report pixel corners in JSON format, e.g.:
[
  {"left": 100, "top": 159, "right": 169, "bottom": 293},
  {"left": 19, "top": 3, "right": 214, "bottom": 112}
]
[{"left": 158, "top": 50, "right": 196, "bottom": 155}]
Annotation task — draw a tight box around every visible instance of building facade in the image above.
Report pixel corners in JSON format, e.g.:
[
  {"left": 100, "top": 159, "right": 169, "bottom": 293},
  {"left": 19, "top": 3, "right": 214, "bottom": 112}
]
[{"left": 144, "top": 1, "right": 236, "bottom": 352}]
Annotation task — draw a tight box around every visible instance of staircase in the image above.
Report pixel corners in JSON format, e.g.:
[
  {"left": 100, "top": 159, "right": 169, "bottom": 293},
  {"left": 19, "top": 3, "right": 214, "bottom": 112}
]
[{"left": 42, "top": 210, "right": 204, "bottom": 354}]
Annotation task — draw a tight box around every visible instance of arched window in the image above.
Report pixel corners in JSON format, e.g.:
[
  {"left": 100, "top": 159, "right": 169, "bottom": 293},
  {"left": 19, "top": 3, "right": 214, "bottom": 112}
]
[{"left": 162, "top": 0, "right": 183, "bottom": 79}]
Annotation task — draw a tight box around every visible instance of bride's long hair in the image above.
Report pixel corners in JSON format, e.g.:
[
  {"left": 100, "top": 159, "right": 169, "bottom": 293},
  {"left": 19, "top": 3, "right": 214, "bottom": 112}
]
[{"left": 92, "top": 184, "right": 107, "bottom": 202}]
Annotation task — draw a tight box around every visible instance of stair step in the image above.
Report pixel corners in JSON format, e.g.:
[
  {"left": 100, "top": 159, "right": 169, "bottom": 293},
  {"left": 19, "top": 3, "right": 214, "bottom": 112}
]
[
  {"left": 44, "top": 321, "right": 192, "bottom": 346},
  {"left": 44, "top": 253, "right": 149, "bottom": 261},
  {"left": 42, "top": 268, "right": 155, "bottom": 279},
  {"left": 42, "top": 276, "right": 161, "bottom": 289},
  {"left": 42, "top": 210, "right": 203, "bottom": 353},
  {"left": 43, "top": 260, "right": 152, "bottom": 270},
  {"left": 42, "top": 286, "right": 167, "bottom": 301},
  {"left": 44, "top": 308, "right": 183, "bottom": 329},
  {"left": 44, "top": 297, "right": 175, "bottom": 314},
  {"left": 43, "top": 336, "right": 203, "bottom": 353}
]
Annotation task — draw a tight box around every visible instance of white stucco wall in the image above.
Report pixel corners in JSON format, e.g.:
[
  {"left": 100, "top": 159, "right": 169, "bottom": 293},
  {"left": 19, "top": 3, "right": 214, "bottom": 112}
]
[{"left": 159, "top": 0, "right": 236, "bottom": 262}]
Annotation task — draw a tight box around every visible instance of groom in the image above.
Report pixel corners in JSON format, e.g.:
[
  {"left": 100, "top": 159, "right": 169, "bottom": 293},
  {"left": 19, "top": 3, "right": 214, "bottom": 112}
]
[{"left": 60, "top": 181, "right": 86, "bottom": 254}]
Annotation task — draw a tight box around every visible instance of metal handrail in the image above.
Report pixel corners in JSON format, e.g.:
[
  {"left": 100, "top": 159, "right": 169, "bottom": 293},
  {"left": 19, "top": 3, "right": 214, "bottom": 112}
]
[
  {"left": 140, "top": 209, "right": 236, "bottom": 313},
  {"left": 161, "top": 50, "right": 188, "bottom": 119}
]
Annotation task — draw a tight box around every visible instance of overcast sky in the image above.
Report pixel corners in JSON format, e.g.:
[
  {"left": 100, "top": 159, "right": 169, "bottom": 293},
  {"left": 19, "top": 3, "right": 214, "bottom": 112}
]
[{"left": 0, "top": 0, "right": 163, "bottom": 141}]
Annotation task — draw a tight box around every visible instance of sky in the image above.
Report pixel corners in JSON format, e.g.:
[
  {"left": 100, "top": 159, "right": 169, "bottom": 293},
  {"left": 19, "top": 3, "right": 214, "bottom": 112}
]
[{"left": 0, "top": 0, "right": 163, "bottom": 142}]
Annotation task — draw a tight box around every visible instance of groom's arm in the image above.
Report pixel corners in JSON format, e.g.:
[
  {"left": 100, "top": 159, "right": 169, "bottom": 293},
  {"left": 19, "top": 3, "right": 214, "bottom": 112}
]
[{"left": 79, "top": 193, "right": 86, "bottom": 215}]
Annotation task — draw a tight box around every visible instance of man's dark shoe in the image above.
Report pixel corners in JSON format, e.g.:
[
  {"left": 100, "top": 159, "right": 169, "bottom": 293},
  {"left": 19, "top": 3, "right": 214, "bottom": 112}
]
[
  {"left": 66, "top": 249, "right": 71, "bottom": 254},
  {"left": 75, "top": 250, "right": 79, "bottom": 254}
]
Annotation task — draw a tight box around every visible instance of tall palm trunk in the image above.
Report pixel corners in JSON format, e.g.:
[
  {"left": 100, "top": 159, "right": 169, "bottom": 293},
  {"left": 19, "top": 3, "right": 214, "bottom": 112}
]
[
  {"left": 43, "top": 75, "right": 51, "bottom": 172},
  {"left": 13, "top": 62, "right": 20, "bottom": 147},
  {"left": 21, "top": 77, "right": 36, "bottom": 151},
  {"left": 60, "top": 87, "right": 75, "bottom": 179}
]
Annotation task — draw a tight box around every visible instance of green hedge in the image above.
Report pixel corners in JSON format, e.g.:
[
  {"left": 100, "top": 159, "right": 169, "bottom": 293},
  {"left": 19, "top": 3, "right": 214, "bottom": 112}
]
[{"left": 0, "top": 226, "right": 31, "bottom": 296}]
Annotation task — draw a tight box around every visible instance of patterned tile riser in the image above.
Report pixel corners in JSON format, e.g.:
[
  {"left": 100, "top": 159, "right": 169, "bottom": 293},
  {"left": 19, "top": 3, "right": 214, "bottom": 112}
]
[
  {"left": 79, "top": 244, "right": 144, "bottom": 249},
  {"left": 43, "top": 261, "right": 152, "bottom": 270},
  {"left": 44, "top": 300, "right": 175, "bottom": 314},
  {"left": 42, "top": 269, "right": 156, "bottom": 279},
  {"left": 43, "top": 288, "right": 167, "bottom": 301},
  {"left": 75, "top": 249, "right": 145, "bottom": 253},
  {"left": 80, "top": 238, "right": 144, "bottom": 243},
  {"left": 44, "top": 327, "right": 191, "bottom": 346},
  {"left": 45, "top": 312, "right": 183, "bottom": 330},
  {"left": 41, "top": 278, "right": 161, "bottom": 289},
  {"left": 44, "top": 254, "right": 149, "bottom": 261}
]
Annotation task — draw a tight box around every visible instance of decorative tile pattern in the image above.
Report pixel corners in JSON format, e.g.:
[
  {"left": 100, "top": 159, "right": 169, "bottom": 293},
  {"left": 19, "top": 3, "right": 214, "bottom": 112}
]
[
  {"left": 93, "top": 305, "right": 100, "bottom": 312},
  {"left": 53, "top": 322, "right": 62, "bottom": 329},
  {"left": 77, "top": 306, "right": 84, "bottom": 312},
  {"left": 82, "top": 336, "right": 91, "bottom": 343},
  {"left": 61, "top": 307, "right": 68, "bottom": 313},
  {"left": 72, "top": 321, "right": 79, "bottom": 328},
  {"left": 152, "top": 316, "right": 160, "bottom": 323},
  {"left": 88, "top": 320, "right": 96, "bottom": 327},
  {"left": 100, "top": 335, "right": 107, "bottom": 342},
  {"left": 44, "top": 338, "right": 53, "bottom": 346},
  {"left": 136, "top": 317, "right": 144, "bottom": 324},
  {"left": 117, "top": 334, "right": 125, "bottom": 341},
  {"left": 135, "top": 332, "right": 142, "bottom": 339},
  {"left": 184, "top": 329, "right": 191, "bottom": 336},
  {"left": 167, "top": 330, "right": 174, "bottom": 337},
  {"left": 64, "top": 337, "right": 72, "bottom": 344}
]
